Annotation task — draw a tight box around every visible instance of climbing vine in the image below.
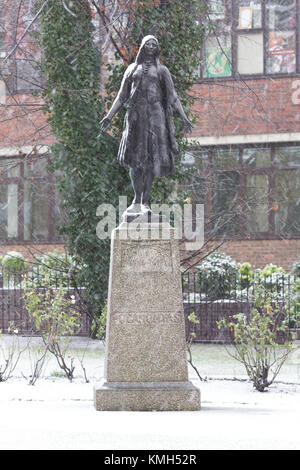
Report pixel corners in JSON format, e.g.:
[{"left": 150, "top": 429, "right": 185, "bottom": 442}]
[
  {"left": 37, "top": 0, "right": 132, "bottom": 329},
  {"left": 36, "top": 0, "right": 207, "bottom": 329}
]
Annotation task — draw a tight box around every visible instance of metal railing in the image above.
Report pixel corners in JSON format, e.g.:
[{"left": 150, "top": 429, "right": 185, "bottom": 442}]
[
  {"left": 182, "top": 271, "right": 300, "bottom": 343},
  {"left": 0, "top": 265, "right": 90, "bottom": 336},
  {"left": 1, "top": 264, "right": 299, "bottom": 342}
]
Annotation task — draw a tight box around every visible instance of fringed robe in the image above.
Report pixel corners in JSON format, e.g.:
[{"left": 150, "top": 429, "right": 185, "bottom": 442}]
[{"left": 116, "top": 62, "right": 179, "bottom": 177}]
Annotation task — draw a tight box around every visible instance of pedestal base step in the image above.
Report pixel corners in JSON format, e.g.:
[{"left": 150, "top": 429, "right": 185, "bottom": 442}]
[{"left": 94, "top": 381, "right": 201, "bottom": 411}]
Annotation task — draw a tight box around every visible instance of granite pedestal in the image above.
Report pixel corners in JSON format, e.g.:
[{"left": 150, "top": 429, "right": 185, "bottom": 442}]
[{"left": 94, "top": 221, "right": 200, "bottom": 411}]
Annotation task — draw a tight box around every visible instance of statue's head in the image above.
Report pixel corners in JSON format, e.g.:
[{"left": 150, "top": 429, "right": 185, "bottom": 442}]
[{"left": 136, "top": 35, "right": 160, "bottom": 64}]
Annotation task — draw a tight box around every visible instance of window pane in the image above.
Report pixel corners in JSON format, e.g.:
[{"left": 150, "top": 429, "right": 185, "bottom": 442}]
[
  {"left": 0, "top": 80, "right": 5, "bottom": 104},
  {"left": 16, "top": 58, "right": 41, "bottom": 92},
  {"left": 266, "top": 0, "right": 296, "bottom": 30},
  {"left": 237, "top": 33, "right": 264, "bottom": 74},
  {"left": 54, "top": 185, "right": 66, "bottom": 238},
  {"left": 183, "top": 151, "right": 196, "bottom": 167},
  {"left": 209, "top": 0, "right": 227, "bottom": 20},
  {"left": 267, "top": 31, "right": 296, "bottom": 73},
  {"left": 246, "top": 174, "right": 269, "bottom": 232},
  {"left": 212, "top": 148, "right": 240, "bottom": 168},
  {"left": 187, "top": 175, "right": 207, "bottom": 205},
  {"left": 191, "top": 150, "right": 210, "bottom": 170},
  {"left": 237, "top": 0, "right": 262, "bottom": 29},
  {"left": 274, "top": 170, "right": 300, "bottom": 235},
  {"left": 0, "top": 158, "right": 21, "bottom": 177},
  {"left": 0, "top": 184, "right": 6, "bottom": 238},
  {"left": 0, "top": 5, "right": 6, "bottom": 57},
  {"left": 24, "top": 156, "right": 48, "bottom": 177},
  {"left": 0, "top": 183, "right": 18, "bottom": 239},
  {"left": 275, "top": 146, "right": 300, "bottom": 167},
  {"left": 242, "top": 148, "right": 271, "bottom": 168},
  {"left": 24, "top": 180, "right": 49, "bottom": 241},
  {"left": 212, "top": 171, "right": 240, "bottom": 235},
  {"left": 204, "top": 35, "right": 232, "bottom": 77},
  {"left": 274, "top": 146, "right": 300, "bottom": 167},
  {"left": 183, "top": 151, "right": 208, "bottom": 204}
]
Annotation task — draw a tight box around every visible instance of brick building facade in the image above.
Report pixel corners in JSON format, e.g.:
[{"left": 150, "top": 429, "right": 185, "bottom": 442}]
[
  {"left": 186, "top": 77, "right": 300, "bottom": 270},
  {"left": 184, "top": 0, "right": 300, "bottom": 271},
  {"left": 0, "top": 0, "right": 300, "bottom": 271}
]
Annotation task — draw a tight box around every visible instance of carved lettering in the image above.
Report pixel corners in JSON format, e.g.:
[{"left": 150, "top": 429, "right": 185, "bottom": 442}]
[
  {"left": 120, "top": 240, "right": 173, "bottom": 273},
  {"left": 114, "top": 311, "right": 182, "bottom": 325}
]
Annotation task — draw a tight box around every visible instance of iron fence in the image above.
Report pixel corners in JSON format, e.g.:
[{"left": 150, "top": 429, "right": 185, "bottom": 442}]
[
  {"left": 1, "top": 263, "right": 299, "bottom": 342},
  {"left": 182, "top": 271, "right": 300, "bottom": 343},
  {"left": 0, "top": 265, "right": 90, "bottom": 336}
]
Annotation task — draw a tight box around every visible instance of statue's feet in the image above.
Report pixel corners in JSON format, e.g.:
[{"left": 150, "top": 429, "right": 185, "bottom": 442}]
[
  {"left": 126, "top": 203, "right": 142, "bottom": 214},
  {"left": 141, "top": 203, "right": 152, "bottom": 213}
]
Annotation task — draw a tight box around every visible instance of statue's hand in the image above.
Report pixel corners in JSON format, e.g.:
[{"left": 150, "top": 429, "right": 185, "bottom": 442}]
[
  {"left": 100, "top": 116, "right": 112, "bottom": 132},
  {"left": 182, "top": 118, "right": 193, "bottom": 134}
]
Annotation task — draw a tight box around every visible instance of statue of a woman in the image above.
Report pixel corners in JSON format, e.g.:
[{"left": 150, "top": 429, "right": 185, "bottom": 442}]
[{"left": 100, "top": 35, "right": 193, "bottom": 214}]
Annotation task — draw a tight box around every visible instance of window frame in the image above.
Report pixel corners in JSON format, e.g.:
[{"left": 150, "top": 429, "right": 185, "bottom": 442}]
[
  {"left": 200, "top": 0, "right": 300, "bottom": 81},
  {"left": 0, "top": 155, "right": 63, "bottom": 244},
  {"left": 188, "top": 141, "right": 300, "bottom": 240}
]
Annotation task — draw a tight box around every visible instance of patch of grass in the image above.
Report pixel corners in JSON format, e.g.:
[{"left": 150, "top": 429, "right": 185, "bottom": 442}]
[
  {"left": 50, "top": 370, "right": 66, "bottom": 378},
  {"left": 189, "top": 342, "right": 300, "bottom": 382}
]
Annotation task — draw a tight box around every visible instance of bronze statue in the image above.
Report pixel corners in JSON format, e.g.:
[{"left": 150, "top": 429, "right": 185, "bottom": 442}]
[{"left": 100, "top": 35, "right": 193, "bottom": 214}]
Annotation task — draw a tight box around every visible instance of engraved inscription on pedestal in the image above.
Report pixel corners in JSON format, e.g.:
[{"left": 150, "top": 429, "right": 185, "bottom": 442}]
[
  {"left": 94, "top": 225, "right": 201, "bottom": 410},
  {"left": 114, "top": 311, "right": 182, "bottom": 325},
  {"left": 120, "top": 240, "right": 173, "bottom": 273}
]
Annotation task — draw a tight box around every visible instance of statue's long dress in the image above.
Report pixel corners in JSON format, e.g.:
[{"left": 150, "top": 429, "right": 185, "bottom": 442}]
[{"left": 116, "top": 62, "right": 179, "bottom": 177}]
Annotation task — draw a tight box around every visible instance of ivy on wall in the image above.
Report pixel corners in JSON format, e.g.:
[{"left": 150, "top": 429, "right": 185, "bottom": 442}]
[
  {"left": 37, "top": 0, "right": 132, "bottom": 328},
  {"left": 37, "top": 0, "right": 206, "bottom": 329}
]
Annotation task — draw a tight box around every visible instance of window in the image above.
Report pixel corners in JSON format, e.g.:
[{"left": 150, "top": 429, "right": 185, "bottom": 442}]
[
  {"left": 186, "top": 143, "right": 300, "bottom": 238},
  {"left": 0, "top": 5, "right": 6, "bottom": 101},
  {"left": 236, "top": 0, "right": 264, "bottom": 74},
  {"left": 266, "top": 0, "right": 297, "bottom": 73},
  {"left": 0, "top": 156, "right": 63, "bottom": 243},
  {"left": 273, "top": 146, "right": 300, "bottom": 234},
  {"left": 238, "top": 0, "right": 262, "bottom": 28},
  {"left": 212, "top": 170, "right": 241, "bottom": 234},
  {"left": 237, "top": 32, "right": 264, "bottom": 74},
  {"left": 274, "top": 170, "right": 300, "bottom": 234},
  {"left": 0, "top": 3, "right": 42, "bottom": 93},
  {"left": 203, "top": 0, "right": 233, "bottom": 78},
  {"left": 0, "top": 183, "right": 18, "bottom": 239},
  {"left": 201, "top": 0, "right": 300, "bottom": 78},
  {"left": 0, "top": 4, "right": 5, "bottom": 59},
  {"left": 245, "top": 173, "right": 269, "bottom": 231},
  {"left": 204, "top": 35, "right": 232, "bottom": 77}
]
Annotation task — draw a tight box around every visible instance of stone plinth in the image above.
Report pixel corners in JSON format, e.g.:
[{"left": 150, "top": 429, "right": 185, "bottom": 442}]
[{"left": 94, "top": 222, "right": 200, "bottom": 411}]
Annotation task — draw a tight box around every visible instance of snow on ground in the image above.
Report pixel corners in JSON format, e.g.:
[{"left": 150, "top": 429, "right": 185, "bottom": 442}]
[{"left": 0, "top": 336, "right": 300, "bottom": 450}]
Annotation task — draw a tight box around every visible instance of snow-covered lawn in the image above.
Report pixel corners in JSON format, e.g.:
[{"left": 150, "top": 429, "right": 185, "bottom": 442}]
[{"left": 0, "top": 336, "right": 299, "bottom": 450}]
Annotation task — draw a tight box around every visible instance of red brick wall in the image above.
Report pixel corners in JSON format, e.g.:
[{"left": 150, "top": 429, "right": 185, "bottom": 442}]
[
  {"left": 182, "top": 239, "right": 300, "bottom": 273},
  {"left": 0, "top": 244, "right": 65, "bottom": 261},
  {"left": 1, "top": 239, "right": 299, "bottom": 275},
  {"left": 0, "top": 94, "right": 54, "bottom": 148},
  {"left": 190, "top": 77, "right": 300, "bottom": 138},
  {"left": 4, "top": 77, "right": 298, "bottom": 144},
  {"left": 3, "top": 239, "right": 299, "bottom": 272},
  {"left": 217, "top": 239, "right": 300, "bottom": 272},
  {"left": 187, "top": 76, "right": 300, "bottom": 272}
]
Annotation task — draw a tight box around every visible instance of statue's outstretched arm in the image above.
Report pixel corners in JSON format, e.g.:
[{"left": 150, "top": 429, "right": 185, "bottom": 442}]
[
  {"left": 172, "top": 97, "right": 193, "bottom": 134},
  {"left": 100, "top": 64, "right": 134, "bottom": 132},
  {"left": 162, "top": 65, "right": 193, "bottom": 134},
  {"left": 100, "top": 97, "right": 123, "bottom": 131}
]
